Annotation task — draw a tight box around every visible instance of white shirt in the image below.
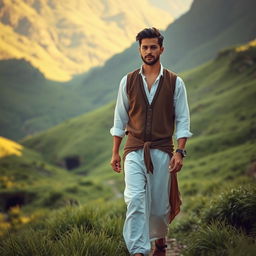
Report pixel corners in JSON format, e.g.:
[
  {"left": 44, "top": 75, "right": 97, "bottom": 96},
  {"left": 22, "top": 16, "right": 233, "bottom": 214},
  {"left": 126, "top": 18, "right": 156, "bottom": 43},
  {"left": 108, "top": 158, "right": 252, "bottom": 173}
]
[{"left": 110, "top": 64, "right": 193, "bottom": 140}]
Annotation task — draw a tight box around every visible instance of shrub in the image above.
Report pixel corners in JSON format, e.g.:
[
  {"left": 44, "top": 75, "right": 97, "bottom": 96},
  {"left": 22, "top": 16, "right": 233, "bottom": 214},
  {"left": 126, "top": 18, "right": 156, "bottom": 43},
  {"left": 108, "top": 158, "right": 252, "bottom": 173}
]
[
  {"left": 203, "top": 185, "right": 256, "bottom": 234},
  {"left": 184, "top": 221, "right": 252, "bottom": 256}
]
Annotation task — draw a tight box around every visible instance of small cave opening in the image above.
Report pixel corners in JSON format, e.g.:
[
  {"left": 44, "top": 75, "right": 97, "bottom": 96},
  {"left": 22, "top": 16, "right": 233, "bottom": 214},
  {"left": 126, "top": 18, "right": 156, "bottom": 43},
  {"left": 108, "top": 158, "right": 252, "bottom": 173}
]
[
  {"left": 5, "top": 194, "right": 25, "bottom": 211},
  {"left": 64, "top": 155, "right": 80, "bottom": 170},
  {"left": 0, "top": 191, "right": 37, "bottom": 212}
]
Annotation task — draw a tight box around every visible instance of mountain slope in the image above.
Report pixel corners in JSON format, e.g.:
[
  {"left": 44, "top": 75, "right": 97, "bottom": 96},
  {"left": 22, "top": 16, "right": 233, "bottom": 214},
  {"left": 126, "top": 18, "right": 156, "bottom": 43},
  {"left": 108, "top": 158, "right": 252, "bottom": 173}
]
[
  {"left": 0, "top": 0, "right": 173, "bottom": 81},
  {"left": 162, "top": 0, "right": 256, "bottom": 71},
  {"left": 0, "top": 58, "right": 92, "bottom": 140}
]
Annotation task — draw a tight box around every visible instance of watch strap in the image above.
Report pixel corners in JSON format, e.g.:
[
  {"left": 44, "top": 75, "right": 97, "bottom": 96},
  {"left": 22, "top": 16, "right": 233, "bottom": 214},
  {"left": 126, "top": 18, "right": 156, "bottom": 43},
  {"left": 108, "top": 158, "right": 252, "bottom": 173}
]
[{"left": 175, "top": 149, "right": 187, "bottom": 157}]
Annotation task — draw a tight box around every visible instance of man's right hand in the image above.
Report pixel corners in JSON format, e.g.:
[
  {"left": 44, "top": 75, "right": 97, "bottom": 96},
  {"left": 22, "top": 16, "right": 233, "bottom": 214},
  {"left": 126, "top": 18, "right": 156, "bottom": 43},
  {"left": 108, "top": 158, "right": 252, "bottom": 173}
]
[{"left": 110, "top": 153, "right": 122, "bottom": 173}]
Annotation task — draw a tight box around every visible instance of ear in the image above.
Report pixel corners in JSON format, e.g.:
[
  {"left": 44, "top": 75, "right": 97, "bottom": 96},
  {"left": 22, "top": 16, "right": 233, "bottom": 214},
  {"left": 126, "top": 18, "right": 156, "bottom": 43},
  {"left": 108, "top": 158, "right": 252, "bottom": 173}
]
[{"left": 160, "top": 46, "right": 164, "bottom": 55}]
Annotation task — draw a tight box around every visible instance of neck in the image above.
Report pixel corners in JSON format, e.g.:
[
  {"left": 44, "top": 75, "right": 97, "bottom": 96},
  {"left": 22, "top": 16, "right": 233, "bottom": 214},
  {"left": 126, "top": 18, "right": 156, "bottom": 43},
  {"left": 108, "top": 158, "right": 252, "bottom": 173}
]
[{"left": 142, "top": 61, "right": 161, "bottom": 75}]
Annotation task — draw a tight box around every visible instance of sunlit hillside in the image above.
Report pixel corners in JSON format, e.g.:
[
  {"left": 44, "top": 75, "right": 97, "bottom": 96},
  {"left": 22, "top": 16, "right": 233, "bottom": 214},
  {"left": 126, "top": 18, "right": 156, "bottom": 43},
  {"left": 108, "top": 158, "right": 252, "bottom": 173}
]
[
  {"left": 0, "top": 136, "right": 23, "bottom": 158},
  {"left": 0, "top": 0, "right": 174, "bottom": 81}
]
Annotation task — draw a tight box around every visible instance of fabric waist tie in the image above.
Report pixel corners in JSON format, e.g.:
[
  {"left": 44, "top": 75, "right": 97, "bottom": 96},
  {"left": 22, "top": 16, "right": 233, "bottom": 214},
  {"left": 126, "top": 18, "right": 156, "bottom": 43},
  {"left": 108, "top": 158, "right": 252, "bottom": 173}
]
[
  {"left": 143, "top": 141, "right": 153, "bottom": 173},
  {"left": 124, "top": 134, "right": 173, "bottom": 174}
]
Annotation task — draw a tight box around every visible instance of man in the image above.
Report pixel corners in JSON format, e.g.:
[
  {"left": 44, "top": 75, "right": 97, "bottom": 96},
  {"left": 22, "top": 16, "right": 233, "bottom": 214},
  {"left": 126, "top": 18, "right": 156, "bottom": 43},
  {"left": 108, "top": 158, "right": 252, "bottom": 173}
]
[{"left": 110, "top": 27, "right": 192, "bottom": 256}]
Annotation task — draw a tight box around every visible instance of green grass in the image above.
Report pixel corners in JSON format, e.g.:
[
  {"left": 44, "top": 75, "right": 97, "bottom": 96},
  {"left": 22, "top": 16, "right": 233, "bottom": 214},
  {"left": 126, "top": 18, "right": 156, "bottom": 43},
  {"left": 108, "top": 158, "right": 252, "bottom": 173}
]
[{"left": 0, "top": 200, "right": 129, "bottom": 256}]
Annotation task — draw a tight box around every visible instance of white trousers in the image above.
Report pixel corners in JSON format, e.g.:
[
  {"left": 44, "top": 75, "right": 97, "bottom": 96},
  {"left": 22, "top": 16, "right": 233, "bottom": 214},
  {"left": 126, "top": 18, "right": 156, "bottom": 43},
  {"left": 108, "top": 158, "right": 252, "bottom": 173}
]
[{"left": 123, "top": 149, "right": 171, "bottom": 255}]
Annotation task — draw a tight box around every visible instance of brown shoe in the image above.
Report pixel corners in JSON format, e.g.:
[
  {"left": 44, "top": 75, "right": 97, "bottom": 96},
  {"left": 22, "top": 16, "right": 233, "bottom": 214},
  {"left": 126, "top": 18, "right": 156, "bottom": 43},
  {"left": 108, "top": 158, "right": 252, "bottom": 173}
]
[{"left": 153, "top": 240, "right": 167, "bottom": 256}]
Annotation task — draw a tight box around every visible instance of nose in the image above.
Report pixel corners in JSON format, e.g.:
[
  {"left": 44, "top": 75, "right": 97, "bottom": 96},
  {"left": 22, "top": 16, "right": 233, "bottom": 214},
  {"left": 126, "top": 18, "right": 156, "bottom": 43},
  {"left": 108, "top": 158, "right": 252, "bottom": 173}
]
[{"left": 146, "top": 48, "right": 152, "bottom": 55}]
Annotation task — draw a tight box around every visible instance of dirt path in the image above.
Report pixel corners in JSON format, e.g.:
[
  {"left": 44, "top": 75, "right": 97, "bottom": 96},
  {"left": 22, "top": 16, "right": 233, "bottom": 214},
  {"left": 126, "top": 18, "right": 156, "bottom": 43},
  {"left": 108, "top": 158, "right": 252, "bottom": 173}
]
[{"left": 149, "top": 238, "right": 184, "bottom": 256}]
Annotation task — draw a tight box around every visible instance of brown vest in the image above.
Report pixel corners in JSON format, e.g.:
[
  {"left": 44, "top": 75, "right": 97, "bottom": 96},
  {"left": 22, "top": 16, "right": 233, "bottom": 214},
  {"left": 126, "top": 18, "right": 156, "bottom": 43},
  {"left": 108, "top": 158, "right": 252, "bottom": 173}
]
[
  {"left": 123, "top": 67, "right": 181, "bottom": 223},
  {"left": 125, "top": 68, "right": 176, "bottom": 142}
]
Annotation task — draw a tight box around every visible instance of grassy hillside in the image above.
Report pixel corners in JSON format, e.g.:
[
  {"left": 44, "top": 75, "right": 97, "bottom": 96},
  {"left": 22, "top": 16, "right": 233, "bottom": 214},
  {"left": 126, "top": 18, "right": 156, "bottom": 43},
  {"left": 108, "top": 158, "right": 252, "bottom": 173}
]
[
  {"left": 19, "top": 101, "right": 126, "bottom": 193},
  {"left": 0, "top": 134, "right": 120, "bottom": 240},
  {"left": 15, "top": 41, "right": 256, "bottom": 255},
  {"left": 0, "top": 145, "right": 115, "bottom": 210},
  {"left": 0, "top": 0, "right": 173, "bottom": 81}
]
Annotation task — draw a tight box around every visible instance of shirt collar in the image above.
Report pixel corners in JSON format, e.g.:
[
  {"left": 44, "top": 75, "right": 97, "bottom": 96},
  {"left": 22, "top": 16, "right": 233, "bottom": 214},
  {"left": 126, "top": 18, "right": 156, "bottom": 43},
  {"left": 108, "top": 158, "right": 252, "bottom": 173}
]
[{"left": 139, "top": 63, "right": 164, "bottom": 79}]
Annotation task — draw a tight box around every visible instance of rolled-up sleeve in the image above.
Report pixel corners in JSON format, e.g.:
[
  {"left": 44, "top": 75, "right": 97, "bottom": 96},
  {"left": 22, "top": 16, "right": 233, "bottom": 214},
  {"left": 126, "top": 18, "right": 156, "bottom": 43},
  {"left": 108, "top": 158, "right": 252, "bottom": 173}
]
[
  {"left": 174, "top": 76, "right": 193, "bottom": 139},
  {"left": 110, "top": 75, "right": 129, "bottom": 137}
]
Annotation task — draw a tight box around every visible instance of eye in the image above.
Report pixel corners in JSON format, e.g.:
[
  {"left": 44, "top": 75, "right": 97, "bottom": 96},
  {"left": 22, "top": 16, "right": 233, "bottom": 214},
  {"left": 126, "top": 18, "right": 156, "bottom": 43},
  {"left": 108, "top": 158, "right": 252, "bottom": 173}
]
[
  {"left": 142, "top": 46, "right": 148, "bottom": 50},
  {"left": 151, "top": 45, "right": 158, "bottom": 50}
]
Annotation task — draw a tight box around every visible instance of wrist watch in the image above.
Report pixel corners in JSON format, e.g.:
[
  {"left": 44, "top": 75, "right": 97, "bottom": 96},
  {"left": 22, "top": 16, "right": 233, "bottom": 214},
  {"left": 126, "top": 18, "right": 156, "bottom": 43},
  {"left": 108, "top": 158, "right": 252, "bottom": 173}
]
[{"left": 175, "top": 149, "right": 187, "bottom": 158}]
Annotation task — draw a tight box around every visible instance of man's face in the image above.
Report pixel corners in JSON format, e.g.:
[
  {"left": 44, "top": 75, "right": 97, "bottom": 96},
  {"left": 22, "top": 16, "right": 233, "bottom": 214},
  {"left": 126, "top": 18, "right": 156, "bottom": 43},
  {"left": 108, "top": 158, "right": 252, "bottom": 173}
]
[{"left": 139, "top": 38, "right": 164, "bottom": 66}]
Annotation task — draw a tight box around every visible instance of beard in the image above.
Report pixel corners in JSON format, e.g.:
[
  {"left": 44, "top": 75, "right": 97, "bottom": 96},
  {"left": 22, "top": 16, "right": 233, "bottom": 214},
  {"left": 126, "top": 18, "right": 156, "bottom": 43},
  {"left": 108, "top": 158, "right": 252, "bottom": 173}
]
[{"left": 141, "top": 54, "right": 159, "bottom": 66}]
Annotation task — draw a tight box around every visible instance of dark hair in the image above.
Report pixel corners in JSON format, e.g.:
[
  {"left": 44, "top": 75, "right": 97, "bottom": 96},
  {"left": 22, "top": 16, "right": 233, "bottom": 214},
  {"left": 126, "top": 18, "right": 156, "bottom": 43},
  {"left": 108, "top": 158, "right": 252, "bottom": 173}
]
[{"left": 136, "top": 27, "right": 164, "bottom": 47}]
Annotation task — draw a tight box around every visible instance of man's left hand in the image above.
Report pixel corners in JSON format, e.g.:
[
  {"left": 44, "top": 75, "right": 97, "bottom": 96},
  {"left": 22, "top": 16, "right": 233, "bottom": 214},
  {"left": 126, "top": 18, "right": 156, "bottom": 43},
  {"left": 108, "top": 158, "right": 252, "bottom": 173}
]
[{"left": 169, "top": 153, "right": 183, "bottom": 173}]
